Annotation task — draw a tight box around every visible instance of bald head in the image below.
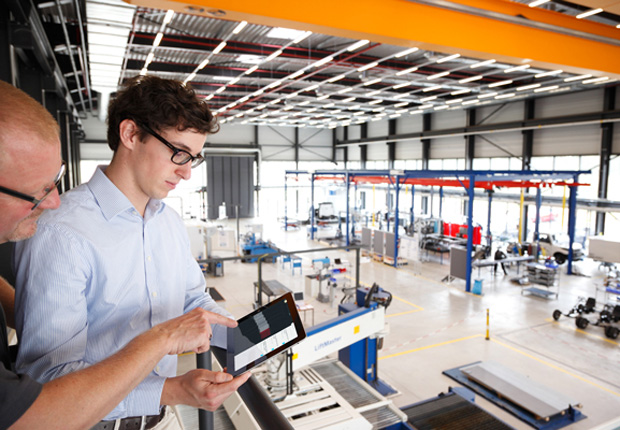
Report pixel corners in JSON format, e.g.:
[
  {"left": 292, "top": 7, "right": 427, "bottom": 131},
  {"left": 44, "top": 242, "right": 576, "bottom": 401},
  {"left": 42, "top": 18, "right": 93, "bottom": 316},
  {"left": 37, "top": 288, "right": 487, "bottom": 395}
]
[{"left": 0, "top": 81, "right": 60, "bottom": 168}]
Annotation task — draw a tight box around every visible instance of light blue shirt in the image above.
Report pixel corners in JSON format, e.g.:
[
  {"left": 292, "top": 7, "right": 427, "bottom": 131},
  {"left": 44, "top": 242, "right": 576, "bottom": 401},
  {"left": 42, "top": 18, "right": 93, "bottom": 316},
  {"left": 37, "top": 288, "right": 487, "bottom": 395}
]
[{"left": 14, "top": 168, "right": 230, "bottom": 420}]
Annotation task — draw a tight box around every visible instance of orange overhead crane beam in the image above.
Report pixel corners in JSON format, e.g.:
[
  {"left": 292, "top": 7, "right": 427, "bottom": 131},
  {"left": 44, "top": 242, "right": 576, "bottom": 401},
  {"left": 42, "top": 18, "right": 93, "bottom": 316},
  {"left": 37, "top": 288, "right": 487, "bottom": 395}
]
[{"left": 129, "top": 0, "right": 620, "bottom": 78}]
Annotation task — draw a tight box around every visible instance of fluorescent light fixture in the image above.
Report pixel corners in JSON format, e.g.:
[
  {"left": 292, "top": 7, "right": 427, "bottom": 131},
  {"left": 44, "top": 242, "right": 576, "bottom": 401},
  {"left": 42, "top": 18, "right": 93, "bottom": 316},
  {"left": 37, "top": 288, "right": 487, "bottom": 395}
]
[
  {"left": 420, "top": 95, "right": 437, "bottom": 102},
  {"left": 495, "top": 93, "right": 516, "bottom": 99},
  {"left": 266, "top": 80, "right": 284, "bottom": 89},
  {"left": 256, "top": 104, "right": 268, "bottom": 110},
  {"left": 564, "top": 74, "right": 591, "bottom": 82},
  {"left": 368, "top": 99, "right": 382, "bottom": 105},
  {"left": 289, "top": 70, "right": 305, "bottom": 79},
  {"left": 583, "top": 76, "right": 609, "bottom": 84},
  {"left": 517, "top": 83, "right": 541, "bottom": 91},
  {"left": 489, "top": 79, "right": 512, "bottom": 88},
  {"left": 576, "top": 8, "right": 603, "bottom": 19},
  {"left": 265, "top": 49, "right": 283, "bottom": 62},
  {"left": 145, "top": 52, "right": 154, "bottom": 65},
  {"left": 534, "top": 85, "right": 559, "bottom": 92},
  {"left": 354, "top": 111, "right": 365, "bottom": 115},
  {"left": 529, "top": 0, "right": 550, "bottom": 7},
  {"left": 331, "top": 109, "right": 342, "bottom": 113},
  {"left": 437, "top": 53, "right": 460, "bottom": 63},
  {"left": 259, "top": 113, "right": 268, "bottom": 118},
  {"left": 427, "top": 71, "right": 450, "bottom": 80},
  {"left": 471, "top": 59, "right": 496, "bottom": 68},
  {"left": 298, "top": 100, "right": 311, "bottom": 106},
  {"left": 252, "top": 89, "right": 264, "bottom": 96},
  {"left": 389, "top": 113, "right": 401, "bottom": 118},
  {"left": 186, "top": 72, "right": 197, "bottom": 81},
  {"left": 197, "top": 58, "right": 210, "bottom": 70},
  {"left": 283, "top": 105, "right": 295, "bottom": 110},
  {"left": 285, "top": 92, "right": 299, "bottom": 99},
  {"left": 451, "top": 89, "right": 471, "bottom": 95},
  {"left": 270, "top": 98, "right": 282, "bottom": 104},
  {"left": 307, "top": 108, "right": 318, "bottom": 113},
  {"left": 236, "top": 54, "right": 265, "bottom": 64},
  {"left": 463, "top": 99, "right": 480, "bottom": 105},
  {"left": 303, "top": 84, "right": 318, "bottom": 92},
  {"left": 478, "top": 92, "right": 497, "bottom": 99},
  {"left": 358, "top": 62, "right": 378, "bottom": 72},
  {"left": 232, "top": 21, "right": 248, "bottom": 34},
  {"left": 396, "top": 66, "right": 418, "bottom": 76},
  {"left": 268, "top": 27, "right": 305, "bottom": 40},
  {"left": 324, "top": 103, "right": 335, "bottom": 108},
  {"left": 366, "top": 90, "right": 382, "bottom": 97},
  {"left": 446, "top": 98, "right": 463, "bottom": 104},
  {"left": 395, "top": 109, "right": 408, "bottom": 114},
  {"left": 410, "top": 109, "right": 423, "bottom": 115},
  {"left": 393, "top": 92, "right": 409, "bottom": 99},
  {"left": 140, "top": 67, "right": 147, "bottom": 76},
  {"left": 292, "top": 31, "right": 312, "bottom": 44},
  {"left": 346, "top": 39, "right": 369, "bottom": 51},
  {"left": 338, "top": 87, "right": 353, "bottom": 94},
  {"left": 215, "top": 86, "right": 226, "bottom": 94},
  {"left": 163, "top": 9, "right": 175, "bottom": 25},
  {"left": 434, "top": 105, "right": 449, "bottom": 110},
  {"left": 373, "top": 107, "right": 385, "bottom": 112},
  {"left": 216, "top": 107, "right": 226, "bottom": 113},
  {"left": 363, "top": 78, "right": 382, "bottom": 86},
  {"left": 394, "top": 47, "right": 419, "bottom": 58},
  {"left": 418, "top": 104, "right": 433, "bottom": 109},
  {"left": 327, "top": 74, "right": 346, "bottom": 83},
  {"left": 245, "top": 65, "right": 258, "bottom": 75},
  {"left": 459, "top": 75, "right": 483, "bottom": 83},
  {"left": 238, "top": 96, "right": 250, "bottom": 103},
  {"left": 392, "top": 82, "right": 409, "bottom": 89},
  {"left": 153, "top": 32, "right": 163, "bottom": 47},
  {"left": 423, "top": 85, "right": 442, "bottom": 92},
  {"left": 228, "top": 77, "right": 240, "bottom": 85},
  {"left": 372, "top": 117, "right": 383, "bottom": 121},
  {"left": 342, "top": 96, "right": 356, "bottom": 103},
  {"left": 317, "top": 94, "right": 330, "bottom": 100},
  {"left": 394, "top": 101, "right": 408, "bottom": 108},
  {"left": 213, "top": 41, "right": 226, "bottom": 54},
  {"left": 234, "top": 112, "right": 244, "bottom": 118},
  {"left": 504, "top": 64, "right": 530, "bottom": 73},
  {"left": 213, "top": 76, "right": 236, "bottom": 81},
  {"left": 535, "top": 69, "right": 562, "bottom": 78},
  {"left": 311, "top": 56, "right": 333, "bottom": 68},
  {"left": 204, "top": 94, "right": 214, "bottom": 101}
]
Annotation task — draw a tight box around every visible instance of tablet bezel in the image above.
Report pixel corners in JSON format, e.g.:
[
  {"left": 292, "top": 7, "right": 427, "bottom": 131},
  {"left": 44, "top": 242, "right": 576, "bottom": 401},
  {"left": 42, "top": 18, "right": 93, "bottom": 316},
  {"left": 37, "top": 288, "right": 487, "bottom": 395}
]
[{"left": 226, "top": 292, "right": 306, "bottom": 376}]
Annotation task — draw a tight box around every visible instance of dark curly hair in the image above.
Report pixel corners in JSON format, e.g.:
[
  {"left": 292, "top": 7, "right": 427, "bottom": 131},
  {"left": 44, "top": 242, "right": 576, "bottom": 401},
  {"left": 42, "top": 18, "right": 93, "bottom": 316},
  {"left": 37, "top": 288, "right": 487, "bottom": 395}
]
[{"left": 107, "top": 75, "right": 219, "bottom": 151}]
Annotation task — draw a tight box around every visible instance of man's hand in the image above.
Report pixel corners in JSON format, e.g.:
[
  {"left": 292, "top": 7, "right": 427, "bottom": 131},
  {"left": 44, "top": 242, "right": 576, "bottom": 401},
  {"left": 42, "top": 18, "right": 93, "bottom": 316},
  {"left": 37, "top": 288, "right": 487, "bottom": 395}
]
[
  {"left": 153, "top": 308, "right": 237, "bottom": 355},
  {"left": 161, "top": 369, "right": 251, "bottom": 411}
]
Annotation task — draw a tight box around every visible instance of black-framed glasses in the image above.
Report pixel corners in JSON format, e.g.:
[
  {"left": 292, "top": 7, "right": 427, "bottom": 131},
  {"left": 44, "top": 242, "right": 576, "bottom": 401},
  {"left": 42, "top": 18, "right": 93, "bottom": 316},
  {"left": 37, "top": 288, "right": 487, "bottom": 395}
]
[
  {"left": 139, "top": 123, "right": 205, "bottom": 168},
  {"left": 0, "top": 161, "right": 66, "bottom": 210}
]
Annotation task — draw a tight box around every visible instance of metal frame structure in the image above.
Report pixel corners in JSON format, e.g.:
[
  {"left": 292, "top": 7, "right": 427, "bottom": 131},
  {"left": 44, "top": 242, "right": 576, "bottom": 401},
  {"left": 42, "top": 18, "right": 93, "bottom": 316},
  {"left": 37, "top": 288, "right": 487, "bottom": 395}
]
[{"left": 305, "top": 168, "right": 588, "bottom": 293}]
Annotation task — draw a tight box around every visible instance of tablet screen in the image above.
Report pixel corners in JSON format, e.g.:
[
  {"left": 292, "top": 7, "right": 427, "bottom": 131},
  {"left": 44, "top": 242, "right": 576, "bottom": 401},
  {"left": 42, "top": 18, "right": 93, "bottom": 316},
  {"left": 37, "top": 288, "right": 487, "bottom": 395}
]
[{"left": 227, "top": 292, "right": 306, "bottom": 376}]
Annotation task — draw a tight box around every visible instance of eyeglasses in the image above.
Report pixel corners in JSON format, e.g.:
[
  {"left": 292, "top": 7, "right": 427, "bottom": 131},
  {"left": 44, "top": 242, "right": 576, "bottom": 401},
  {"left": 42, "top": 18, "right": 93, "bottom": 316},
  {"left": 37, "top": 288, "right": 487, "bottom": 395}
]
[
  {"left": 0, "top": 161, "right": 66, "bottom": 210},
  {"left": 139, "top": 123, "right": 205, "bottom": 168}
]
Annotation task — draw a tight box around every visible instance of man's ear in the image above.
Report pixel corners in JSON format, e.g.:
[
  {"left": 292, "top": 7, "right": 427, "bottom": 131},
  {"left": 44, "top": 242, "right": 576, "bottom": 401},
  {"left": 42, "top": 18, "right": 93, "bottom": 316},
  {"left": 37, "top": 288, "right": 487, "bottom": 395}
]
[{"left": 118, "top": 119, "right": 141, "bottom": 151}]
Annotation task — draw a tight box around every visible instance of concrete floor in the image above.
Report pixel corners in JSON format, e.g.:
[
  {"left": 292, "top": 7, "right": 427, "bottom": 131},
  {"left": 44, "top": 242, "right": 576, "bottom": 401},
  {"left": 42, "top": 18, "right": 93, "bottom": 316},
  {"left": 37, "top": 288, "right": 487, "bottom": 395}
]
[{"left": 178, "top": 219, "right": 620, "bottom": 430}]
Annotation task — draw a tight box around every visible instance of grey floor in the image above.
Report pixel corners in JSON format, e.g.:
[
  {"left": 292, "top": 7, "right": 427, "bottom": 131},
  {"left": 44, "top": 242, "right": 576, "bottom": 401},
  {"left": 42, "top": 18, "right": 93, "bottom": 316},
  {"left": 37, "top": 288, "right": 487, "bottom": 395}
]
[{"left": 177, "top": 220, "right": 620, "bottom": 430}]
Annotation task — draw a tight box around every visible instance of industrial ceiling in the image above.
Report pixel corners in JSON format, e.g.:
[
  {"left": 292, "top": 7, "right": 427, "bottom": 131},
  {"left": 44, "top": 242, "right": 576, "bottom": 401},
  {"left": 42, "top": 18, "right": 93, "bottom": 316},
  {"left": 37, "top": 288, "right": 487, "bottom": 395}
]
[{"left": 32, "top": 0, "right": 620, "bottom": 130}]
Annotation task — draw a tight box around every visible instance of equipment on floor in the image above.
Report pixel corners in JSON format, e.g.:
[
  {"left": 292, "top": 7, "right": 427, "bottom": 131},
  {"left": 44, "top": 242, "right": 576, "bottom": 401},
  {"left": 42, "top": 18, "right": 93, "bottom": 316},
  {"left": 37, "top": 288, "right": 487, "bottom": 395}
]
[
  {"left": 444, "top": 361, "right": 586, "bottom": 430},
  {"left": 552, "top": 296, "right": 597, "bottom": 324},
  {"left": 554, "top": 297, "right": 620, "bottom": 339},
  {"left": 240, "top": 232, "right": 280, "bottom": 263}
]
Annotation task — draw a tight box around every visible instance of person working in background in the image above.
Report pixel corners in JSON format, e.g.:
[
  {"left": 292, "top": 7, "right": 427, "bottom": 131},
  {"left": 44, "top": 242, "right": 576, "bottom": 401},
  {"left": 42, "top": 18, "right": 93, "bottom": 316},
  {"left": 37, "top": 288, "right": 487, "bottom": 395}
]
[{"left": 10, "top": 76, "right": 250, "bottom": 430}]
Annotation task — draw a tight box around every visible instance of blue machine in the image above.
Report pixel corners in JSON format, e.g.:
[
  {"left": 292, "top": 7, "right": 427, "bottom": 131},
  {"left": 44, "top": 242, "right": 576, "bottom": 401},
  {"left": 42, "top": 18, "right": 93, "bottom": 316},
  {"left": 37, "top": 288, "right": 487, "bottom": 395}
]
[
  {"left": 240, "top": 232, "right": 280, "bottom": 263},
  {"left": 338, "top": 283, "right": 397, "bottom": 397}
]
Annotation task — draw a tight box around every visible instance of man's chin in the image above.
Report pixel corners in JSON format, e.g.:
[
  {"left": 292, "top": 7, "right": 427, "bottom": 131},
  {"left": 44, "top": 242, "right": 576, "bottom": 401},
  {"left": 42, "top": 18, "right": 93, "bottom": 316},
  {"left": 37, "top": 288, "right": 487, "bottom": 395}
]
[{"left": 8, "top": 218, "right": 39, "bottom": 242}]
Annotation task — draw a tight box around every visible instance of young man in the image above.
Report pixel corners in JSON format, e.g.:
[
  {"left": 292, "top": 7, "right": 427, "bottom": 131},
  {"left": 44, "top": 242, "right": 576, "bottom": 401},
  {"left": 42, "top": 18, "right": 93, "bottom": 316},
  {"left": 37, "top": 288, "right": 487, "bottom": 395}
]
[
  {"left": 13, "top": 76, "right": 250, "bottom": 430},
  {"left": 0, "top": 79, "right": 247, "bottom": 430}
]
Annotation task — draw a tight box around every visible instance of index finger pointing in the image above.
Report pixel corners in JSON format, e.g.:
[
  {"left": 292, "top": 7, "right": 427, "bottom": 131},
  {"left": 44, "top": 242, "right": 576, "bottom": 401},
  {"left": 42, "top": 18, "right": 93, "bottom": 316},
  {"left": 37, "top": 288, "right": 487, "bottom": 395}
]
[{"left": 202, "top": 310, "right": 237, "bottom": 328}]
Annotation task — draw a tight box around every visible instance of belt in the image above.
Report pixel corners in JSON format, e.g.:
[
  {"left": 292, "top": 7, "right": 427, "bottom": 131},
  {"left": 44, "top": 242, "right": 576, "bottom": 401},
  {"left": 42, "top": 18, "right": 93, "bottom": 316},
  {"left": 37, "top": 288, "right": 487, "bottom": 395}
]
[{"left": 91, "top": 406, "right": 166, "bottom": 430}]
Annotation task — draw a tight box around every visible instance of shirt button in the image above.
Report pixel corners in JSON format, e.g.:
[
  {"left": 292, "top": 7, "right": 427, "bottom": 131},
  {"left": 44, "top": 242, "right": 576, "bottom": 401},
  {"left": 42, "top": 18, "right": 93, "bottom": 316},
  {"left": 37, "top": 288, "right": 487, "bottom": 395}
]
[
  {"left": 152, "top": 291, "right": 158, "bottom": 298},
  {"left": 156, "top": 366, "right": 160, "bottom": 372},
  {"left": 147, "top": 256, "right": 152, "bottom": 261}
]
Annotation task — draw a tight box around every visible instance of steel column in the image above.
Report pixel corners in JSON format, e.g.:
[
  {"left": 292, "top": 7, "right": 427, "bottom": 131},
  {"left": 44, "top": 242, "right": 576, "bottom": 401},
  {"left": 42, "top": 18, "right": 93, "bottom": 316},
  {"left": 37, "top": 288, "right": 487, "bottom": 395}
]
[
  {"left": 394, "top": 177, "right": 401, "bottom": 267},
  {"left": 486, "top": 190, "right": 493, "bottom": 247},
  {"left": 421, "top": 113, "right": 431, "bottom": 170},
  {"left": 535, "top": 187, "right": 542, "bottom": 242},
  {"left": 567, "top": 176, "right": 579, "bottom": 275},
  {"left": 388, "top": 119, "right": 396, "bottom": 170},
  {"left": 439, "top": 186, "right": 444, "bottom": 219},
  {"left": 595, "top": 86, "right": 615, "bottom": 234},
  {"left": 465, "top": 175, "right": 475, "bottom": 293},
  {"left": 465, "top": 109, "right": 476, "bottom": 170},
  {"left": 196, "top": 353, "right": 214, "bottom": 430},
  {"left": 521, "top": 99, "right": 535, "bottom": 243},
  {"left": 346, "top": 171, "right": 350, "bottom": 246},
  {"left": 310, "top": 173, "right": 315, "bottom": 240}
]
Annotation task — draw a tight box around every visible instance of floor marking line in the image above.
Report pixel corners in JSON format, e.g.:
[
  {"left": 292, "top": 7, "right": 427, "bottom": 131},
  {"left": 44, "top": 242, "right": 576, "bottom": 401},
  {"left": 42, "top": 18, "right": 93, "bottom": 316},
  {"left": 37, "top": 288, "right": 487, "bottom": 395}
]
[
  {"left": 386, "top": 309, "right": 423, "bottom": 318},
  {"left": 391, "top": 295, "right": 424, "bottom": 310},
  {"left": 379, "top": 334, "right": 482, "bottom": 360},
  {"left": 546, "top": 318, "right": 619, "bottom": 345},
  {"left": 490, "top": 338, "right": 620, "bottom": 398}
]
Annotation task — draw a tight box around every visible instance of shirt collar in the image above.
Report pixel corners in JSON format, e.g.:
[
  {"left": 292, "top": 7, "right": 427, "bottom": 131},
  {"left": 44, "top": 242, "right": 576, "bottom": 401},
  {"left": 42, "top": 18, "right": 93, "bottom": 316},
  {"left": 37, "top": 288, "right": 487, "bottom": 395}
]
[{"left": 87, "top": 167, "right": 165, "bottom": 221}]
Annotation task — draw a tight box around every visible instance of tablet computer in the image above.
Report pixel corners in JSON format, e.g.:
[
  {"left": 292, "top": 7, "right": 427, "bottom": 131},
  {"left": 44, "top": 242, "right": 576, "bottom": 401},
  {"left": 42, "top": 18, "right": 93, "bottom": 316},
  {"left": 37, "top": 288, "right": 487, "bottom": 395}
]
[{"left": 226, "top": 292, "right": 306, "bottom": 376}]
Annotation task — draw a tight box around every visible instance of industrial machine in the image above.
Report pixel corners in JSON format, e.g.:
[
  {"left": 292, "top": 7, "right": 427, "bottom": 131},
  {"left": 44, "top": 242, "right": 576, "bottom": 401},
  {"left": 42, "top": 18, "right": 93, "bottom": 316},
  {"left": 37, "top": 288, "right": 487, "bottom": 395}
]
[
  {"left": 554, "top": 297, "right": 620, "bottom": 339},
  {"left": 240, "top": 232, "right": 281, "bottom": 263}
]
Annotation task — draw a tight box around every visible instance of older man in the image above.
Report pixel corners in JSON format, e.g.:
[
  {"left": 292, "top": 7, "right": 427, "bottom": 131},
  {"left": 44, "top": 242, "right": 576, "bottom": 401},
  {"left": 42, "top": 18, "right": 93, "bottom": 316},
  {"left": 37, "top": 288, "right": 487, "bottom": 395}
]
[{"left": 0, "top": 80, "right": 249, "bottom": 430}]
